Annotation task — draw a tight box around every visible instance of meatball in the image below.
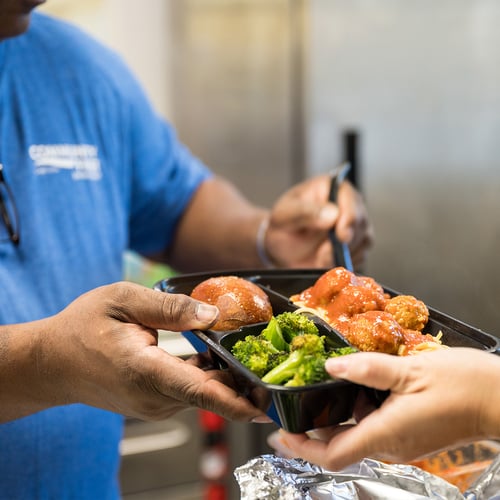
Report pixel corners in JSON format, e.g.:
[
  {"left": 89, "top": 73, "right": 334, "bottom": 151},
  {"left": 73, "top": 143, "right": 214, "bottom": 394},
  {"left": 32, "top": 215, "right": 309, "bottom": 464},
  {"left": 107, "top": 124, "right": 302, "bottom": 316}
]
[
  {"left": 344, "top": 310, "right": 405, "bottom": 354},
  {"left": 305, "top": 267, "right": 357, "bottom": 307},
  {"left": 384, "top": 295, "right": 429, "bottom": 331},
  {"left": 357, "top": 275, "right": 386, "bottom": 297},
  {"left": 325, "top": 284, "right": 387, "bottom": 320}
]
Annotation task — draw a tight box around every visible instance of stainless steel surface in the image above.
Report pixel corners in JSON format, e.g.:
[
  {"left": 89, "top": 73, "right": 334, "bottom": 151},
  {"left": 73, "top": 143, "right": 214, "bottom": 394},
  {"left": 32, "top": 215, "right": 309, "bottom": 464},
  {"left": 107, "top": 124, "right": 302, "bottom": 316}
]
[
  {"left": 305, "top": 0, "right": 500, "bottom": 337},
  {"left": 120, "top": 410, "right": 203, "bottom": 498},
  {"left": 120, "top": 334, "right": 200, "bottom": 497},
  {"left": 169, "top": 0, "right": 307, "bottom": 207}
]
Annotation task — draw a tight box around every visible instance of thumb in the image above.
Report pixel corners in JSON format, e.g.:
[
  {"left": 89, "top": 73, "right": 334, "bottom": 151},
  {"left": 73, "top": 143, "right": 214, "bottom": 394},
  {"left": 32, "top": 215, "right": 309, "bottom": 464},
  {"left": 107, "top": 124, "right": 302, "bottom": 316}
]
[
  {"left": 101, "top": 282, "right": 219, "bottom": 332},
  {"left": 325, "top": 352, "right": 404, "bottom": 392}
]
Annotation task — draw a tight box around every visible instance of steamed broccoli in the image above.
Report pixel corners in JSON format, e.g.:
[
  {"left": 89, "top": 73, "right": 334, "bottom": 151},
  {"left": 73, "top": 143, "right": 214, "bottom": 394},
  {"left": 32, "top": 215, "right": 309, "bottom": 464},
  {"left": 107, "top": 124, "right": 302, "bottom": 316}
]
[
  {"left": 260, "top": 316, "right": 288, "bottom": 351},
  {"left": 328, "top": 346, "right": 358, "bottom": 358},
  {"left": 283, "top": 345, "right": 359, "bottom": 386},
  {"left": 284, "top": 355, "right": 329, "bottom": 387},
  {"left": 231, "top": 311, "right": 357, "bottom": 387},
  {"left": 261, "top": 333, "right": 326, "bottom": 385},
  {"left": 231, "top": 335, "right": 287, "bottom": 378},
  {"left": 261, "top": 311, "right": 319, "bottom": 351}
]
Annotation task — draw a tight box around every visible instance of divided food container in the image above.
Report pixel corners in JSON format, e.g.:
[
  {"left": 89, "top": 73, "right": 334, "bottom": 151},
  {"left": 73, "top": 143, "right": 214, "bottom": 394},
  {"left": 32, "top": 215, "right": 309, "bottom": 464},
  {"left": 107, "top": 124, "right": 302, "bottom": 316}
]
[{"left": 154, "top": 269, "right": 500, "bottom": 433}]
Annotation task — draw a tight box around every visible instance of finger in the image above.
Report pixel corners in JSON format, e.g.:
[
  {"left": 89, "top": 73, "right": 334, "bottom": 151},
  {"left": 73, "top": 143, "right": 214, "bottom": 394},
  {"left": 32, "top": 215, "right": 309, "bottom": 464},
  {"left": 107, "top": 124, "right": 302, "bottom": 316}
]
[
  {"left": 267, "top": 430, "right": 308, "bottom": 458},
  {"left": 282, "top": 414, "right": 395, "bottom": 470},
  {"left": 314, "top": 240, "right": 335, "bottom": 267},
  {"left": 101, "top": 282, "right": 219, "bottom": 332},
  {"left": 273, "top": 429, "right": 344, "bottom": 465},
  {"left": 270, "top": 176, "right": 338, "bottom": 230},
  {"left": 352, "top": 388, "right": 378, "bottom": 422},
  {"left": 147, "top": 350, "right": 271, "bottom": 422},
  {"left": 268, "top": 423, "right": 356, "bottom": 461},
  {"left": 272, "top": 200, "right": 339, "bottom": 232},
  {"left": 325, "top": 352, "right": 407, "bottom": 392},
  {"left": 306, "top": 423, "right": 356, "bottom": 441},
  {"left": 185, "top": 352, "right": 218, "bottom": 371},
  {"left": 335, "top": 183, "right": 372, "bottom": 245}
]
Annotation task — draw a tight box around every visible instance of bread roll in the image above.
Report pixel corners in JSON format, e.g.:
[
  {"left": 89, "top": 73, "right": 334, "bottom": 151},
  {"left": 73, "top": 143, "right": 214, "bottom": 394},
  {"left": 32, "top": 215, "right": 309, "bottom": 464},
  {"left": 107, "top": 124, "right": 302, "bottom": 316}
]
[{"left": 190, "top": 276, "right": 273, "bottom": 331}]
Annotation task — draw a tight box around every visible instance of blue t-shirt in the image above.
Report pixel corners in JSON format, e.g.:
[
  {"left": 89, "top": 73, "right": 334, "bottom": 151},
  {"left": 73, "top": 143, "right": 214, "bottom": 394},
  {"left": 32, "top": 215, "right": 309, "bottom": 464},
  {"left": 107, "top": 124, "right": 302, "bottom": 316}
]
[{"left": 0, "top": 13, "right": 211, "bottom": 499}]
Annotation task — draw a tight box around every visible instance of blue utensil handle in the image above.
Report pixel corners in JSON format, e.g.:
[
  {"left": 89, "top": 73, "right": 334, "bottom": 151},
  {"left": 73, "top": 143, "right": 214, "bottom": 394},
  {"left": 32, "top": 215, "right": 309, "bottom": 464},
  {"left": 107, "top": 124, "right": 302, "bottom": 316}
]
[
  {"left": 329, "top": 232, "right": 353, "bottom": 271},
  {"left": 328, "top": 162, "right": 354, "bottom": 271}
]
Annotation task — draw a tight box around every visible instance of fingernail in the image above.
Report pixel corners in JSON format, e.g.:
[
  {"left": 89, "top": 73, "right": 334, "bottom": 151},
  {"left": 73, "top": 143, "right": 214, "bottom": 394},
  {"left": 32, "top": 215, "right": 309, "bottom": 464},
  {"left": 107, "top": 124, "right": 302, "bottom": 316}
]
[
  {"left": 251, "top": 415, "right": 273, "bottom": 424},
  {"left": 325, "top": 358, "right": 348, "bottom": 376},
  {"left": 268, "top": 430, "right": 295, "bottom": 458},
  {"left": 319, "top": 204, "right": 338, "bottom": 222},
  {"left": 267, "top": 431, "right": 291, "bottom": 455},
  {"left": 195, "top": 303, "right": 219, "bottom": 323}
]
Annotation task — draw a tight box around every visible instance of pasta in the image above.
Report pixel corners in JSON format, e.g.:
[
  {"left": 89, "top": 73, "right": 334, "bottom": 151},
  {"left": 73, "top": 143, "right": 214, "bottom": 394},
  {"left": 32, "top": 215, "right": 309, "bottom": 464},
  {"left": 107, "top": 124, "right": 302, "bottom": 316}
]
[{"left": 290, "top": 267, "right": 447, "bottom": 356}]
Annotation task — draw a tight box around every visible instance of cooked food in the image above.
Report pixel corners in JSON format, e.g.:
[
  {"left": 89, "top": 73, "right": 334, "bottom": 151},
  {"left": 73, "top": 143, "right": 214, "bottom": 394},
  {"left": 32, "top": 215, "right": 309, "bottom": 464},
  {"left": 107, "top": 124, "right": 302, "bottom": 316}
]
[
  {"left": 300, "top": 266, "right": 357, "bottom": 307},
  {"left": 230, "top": 334, "right": 286, "bottom": 378},
  {"left": 231, "top": 311, "right": 357, "bottom": 386},
  {"left": 384, "top": 295, "right": 429, "bottom": 331},
  {"left": 191, "top": 275, "right": 273, "bottom": 331},
  {"left": 260, "top": 310, "right": 320, "bottom": 351},
  {"left": 325, "top": 284, "right": 387, "bottom": 319},
  {"left": 291, "top": 267, "right": 445, "bottom": 356},
  {"left": 341, "top": 310, "right": 404, "bottom": 355}
]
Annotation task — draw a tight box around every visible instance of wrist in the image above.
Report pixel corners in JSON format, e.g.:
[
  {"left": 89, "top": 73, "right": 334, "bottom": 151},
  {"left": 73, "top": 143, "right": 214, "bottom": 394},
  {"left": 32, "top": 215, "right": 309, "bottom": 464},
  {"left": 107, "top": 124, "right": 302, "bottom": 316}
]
[
  {"left": 478, "top": 354, "right": 500, "bottom": 439},
  {"left": 483, "top": 362, "right": 500, "bottom": 440},
  {"left": 0, "top": 321, "right": 55, "bottom": 422}
]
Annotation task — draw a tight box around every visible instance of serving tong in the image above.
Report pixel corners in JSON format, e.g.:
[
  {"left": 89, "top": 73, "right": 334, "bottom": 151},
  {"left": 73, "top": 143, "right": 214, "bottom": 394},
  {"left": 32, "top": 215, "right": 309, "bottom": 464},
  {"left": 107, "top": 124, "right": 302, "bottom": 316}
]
[{"left": 328, "top": 162, "right": 354, "bottom": 271}]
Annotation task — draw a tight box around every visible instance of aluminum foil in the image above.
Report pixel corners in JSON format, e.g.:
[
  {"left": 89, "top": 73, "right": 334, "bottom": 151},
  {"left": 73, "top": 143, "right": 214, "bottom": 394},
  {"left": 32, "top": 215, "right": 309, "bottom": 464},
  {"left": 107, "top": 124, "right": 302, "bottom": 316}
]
[
  {"left": 464, "top": 452, "right": 500, "bottom": 500},
  {"left": 234, "top": 453, "right": 500, "bottom": 500}
]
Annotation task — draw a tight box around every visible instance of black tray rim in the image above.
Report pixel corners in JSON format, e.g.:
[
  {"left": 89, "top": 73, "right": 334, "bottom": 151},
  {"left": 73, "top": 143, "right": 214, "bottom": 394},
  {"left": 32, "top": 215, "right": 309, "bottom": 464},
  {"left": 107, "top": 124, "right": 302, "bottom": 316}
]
[{"left": 154, "top": 267, "right": 500, "bottom": 355}]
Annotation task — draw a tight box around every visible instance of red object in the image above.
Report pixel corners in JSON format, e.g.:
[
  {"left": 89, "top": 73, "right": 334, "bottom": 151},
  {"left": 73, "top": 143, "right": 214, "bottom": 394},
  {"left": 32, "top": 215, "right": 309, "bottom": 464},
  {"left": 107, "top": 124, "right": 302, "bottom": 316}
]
[
  {"left": 199, "top": 411, "right": 229, "bottom": 500},
  {"left": 204, "top": 483, "right": 226, "bottom": 500},
  {"left": 199, "top": 410, "right": 226, "bottom": 433}
]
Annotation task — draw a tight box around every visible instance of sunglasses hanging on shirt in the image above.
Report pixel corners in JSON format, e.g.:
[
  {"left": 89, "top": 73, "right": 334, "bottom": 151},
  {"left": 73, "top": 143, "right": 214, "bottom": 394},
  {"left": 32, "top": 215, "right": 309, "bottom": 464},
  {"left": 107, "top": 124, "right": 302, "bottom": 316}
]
[{"left": 0, "top": 163, "right": 20, "bottom": 245}]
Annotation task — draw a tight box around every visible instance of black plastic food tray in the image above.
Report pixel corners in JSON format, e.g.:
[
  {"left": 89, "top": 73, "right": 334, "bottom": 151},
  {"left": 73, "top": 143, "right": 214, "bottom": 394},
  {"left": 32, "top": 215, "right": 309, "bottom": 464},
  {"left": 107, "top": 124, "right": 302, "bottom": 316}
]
[{"left": 155, "top": 269, "right": 500, "bottom": 433}]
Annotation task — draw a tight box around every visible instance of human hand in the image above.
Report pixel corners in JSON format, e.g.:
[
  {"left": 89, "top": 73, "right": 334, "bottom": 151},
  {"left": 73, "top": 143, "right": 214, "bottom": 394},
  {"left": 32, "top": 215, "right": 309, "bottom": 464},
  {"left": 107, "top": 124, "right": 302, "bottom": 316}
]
[
  {"left": 27, "top": 282, "right": 270, "bottom": 423},
  {"left": 265, "top": 174, "right": 373, "bottom": 269},
  {"left": 268, "top": 348, "right": 500, "bottom": 470}
]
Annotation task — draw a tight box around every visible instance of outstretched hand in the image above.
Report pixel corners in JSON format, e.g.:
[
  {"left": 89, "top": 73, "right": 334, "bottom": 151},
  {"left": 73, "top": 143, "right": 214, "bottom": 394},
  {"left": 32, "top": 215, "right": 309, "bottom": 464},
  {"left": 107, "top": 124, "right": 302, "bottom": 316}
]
[
  {"left": 268, "top": 348, "right": 500, "bottom": 470},
  {"left": 4, "top": 282, "right": 270, "bottom": 424}
]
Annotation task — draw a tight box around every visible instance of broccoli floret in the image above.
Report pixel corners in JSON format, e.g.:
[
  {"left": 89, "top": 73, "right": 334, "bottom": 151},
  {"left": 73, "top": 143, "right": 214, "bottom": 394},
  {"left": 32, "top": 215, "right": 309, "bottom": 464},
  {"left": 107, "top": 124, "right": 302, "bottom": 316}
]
[
  {"left": 328, "top": 346, "right": 358, "bottom": 358},
  {"left": 261, "top": 333, "right": 326, "bottom": 385},
  {"left": 261, "top": 311, "right": 319, "bottom": 351},
  {"left": 284, "top": 354, "right": 330, "bottom": 387},
  {"left": 284, "top": 345, "right": 358, "bottom": 386},
  {"left": 274, "top": 311, "right": 319, "bottom": 344},
  {"left": 267, "top": 350, "right": 289, "bottom": 372},
  {"left": 232, "top": 312, "right": 354, "bottom": 387},
  {"left": 260, "top": 316, "right": 288, "bottom": 351},
  {"left": 231, "top": 335, "right": 281, "bottom": 378}
]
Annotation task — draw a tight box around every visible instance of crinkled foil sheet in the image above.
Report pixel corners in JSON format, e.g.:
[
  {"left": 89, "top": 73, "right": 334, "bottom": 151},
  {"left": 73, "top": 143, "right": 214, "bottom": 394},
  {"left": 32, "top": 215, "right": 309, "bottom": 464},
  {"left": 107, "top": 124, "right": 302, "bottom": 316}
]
[{"left": 234, "top": 453, "right": 500, "bottom": 500}]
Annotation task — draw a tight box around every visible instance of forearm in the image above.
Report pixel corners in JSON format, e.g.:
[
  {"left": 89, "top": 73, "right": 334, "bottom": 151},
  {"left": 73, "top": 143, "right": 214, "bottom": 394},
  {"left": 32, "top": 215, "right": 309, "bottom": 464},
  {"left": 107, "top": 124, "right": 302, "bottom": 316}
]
[{"left": 165, "top": 177, "right": 269, "bottom": 272}]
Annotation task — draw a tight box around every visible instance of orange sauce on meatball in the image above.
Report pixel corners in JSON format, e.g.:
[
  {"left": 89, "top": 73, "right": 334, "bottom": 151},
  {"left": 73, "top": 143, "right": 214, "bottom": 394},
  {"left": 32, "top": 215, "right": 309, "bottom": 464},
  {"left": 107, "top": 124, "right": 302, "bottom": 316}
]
[{"left": 291, "top": 267, "right": 441, "bottom": 356}]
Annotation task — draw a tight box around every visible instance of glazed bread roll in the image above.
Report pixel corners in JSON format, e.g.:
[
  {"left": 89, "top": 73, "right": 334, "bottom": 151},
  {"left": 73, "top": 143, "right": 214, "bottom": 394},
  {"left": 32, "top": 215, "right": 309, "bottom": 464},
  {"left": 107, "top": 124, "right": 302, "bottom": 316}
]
[{"left": 191, "top": 276, "right": 273, "bottom": 331}]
